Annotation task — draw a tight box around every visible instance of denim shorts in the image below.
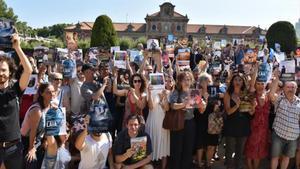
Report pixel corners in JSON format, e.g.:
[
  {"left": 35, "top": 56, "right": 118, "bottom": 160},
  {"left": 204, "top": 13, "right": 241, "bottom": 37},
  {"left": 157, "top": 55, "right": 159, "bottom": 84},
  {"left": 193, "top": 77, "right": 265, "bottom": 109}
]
[{"left": 271, "top": 132, "right": 298, "bottom": 158}]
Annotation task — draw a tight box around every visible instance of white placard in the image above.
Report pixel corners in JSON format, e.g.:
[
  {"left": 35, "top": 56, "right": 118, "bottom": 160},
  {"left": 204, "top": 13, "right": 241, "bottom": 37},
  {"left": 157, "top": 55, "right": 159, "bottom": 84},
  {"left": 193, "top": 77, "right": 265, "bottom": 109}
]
[
  {"left": 24, "top": 75, "right": 38, "bottom": 95},
  {"left": 114, "top": 51, "right": 127, "bottom": 69},
  {"left": 149, "top": 73, "right": 165, "bottom": 90}
]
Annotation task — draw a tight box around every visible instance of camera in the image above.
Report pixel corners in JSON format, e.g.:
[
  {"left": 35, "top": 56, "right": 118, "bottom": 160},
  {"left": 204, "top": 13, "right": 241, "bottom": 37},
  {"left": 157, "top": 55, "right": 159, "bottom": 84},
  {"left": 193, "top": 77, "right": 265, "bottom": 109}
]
[{"left": 0, "top": 18, "right": 15, "bottom": 49}]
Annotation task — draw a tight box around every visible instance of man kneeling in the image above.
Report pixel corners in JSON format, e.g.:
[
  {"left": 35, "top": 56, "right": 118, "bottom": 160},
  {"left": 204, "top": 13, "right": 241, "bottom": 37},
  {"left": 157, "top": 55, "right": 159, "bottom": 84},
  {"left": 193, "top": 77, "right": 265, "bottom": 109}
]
[{"left": 114, "top": 114, "right": 153, "bottom": 169}]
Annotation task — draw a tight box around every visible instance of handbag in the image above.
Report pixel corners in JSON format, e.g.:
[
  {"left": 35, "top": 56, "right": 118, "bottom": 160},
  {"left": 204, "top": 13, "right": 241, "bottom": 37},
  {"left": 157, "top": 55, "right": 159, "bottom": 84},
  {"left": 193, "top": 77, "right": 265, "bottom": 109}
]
[
  {"left": 163, "top": 91, "right": 185, "bottom": 131},
  {"left": 208, "top": 112, "right": 224, "bottom": 135}
]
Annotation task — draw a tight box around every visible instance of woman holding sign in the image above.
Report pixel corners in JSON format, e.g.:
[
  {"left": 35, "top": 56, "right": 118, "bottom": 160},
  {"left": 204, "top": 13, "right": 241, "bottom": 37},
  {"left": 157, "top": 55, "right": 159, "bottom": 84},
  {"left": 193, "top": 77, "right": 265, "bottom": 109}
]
[
  {"left": 113, "top": 73, "right": 147, "bottom": 129},
  {"left": 21, "top": 83, "right": 56, "bottom": 169},
  {"left": 145, "top": 74, "right": 175, "bottom": 169},
  {"left": 223, "top": 73, "right": 255, "bottom": 169},
  {"left": 169, "top": 71, "right": 206, "bottom": 169}
]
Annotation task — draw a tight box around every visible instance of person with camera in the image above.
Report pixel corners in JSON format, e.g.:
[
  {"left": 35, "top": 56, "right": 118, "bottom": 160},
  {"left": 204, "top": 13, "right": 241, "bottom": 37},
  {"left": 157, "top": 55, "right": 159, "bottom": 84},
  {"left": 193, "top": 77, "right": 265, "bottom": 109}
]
[{"left": 0, "top": 32, "right": 32, "bottom": 169}]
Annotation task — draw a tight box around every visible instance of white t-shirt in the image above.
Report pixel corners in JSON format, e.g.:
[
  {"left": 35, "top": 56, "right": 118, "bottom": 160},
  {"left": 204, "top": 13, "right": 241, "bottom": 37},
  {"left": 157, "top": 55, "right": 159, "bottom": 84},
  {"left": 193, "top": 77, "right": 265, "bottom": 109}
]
[{"left": 78, "top": 133, "right": 112, "bottom": 169}]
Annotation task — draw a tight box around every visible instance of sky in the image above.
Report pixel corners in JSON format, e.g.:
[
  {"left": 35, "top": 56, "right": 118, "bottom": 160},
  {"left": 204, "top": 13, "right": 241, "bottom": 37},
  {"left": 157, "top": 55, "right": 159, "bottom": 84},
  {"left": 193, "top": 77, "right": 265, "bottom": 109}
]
[{"left": 5, "top": 0, "right": 300, "bottom": 29}]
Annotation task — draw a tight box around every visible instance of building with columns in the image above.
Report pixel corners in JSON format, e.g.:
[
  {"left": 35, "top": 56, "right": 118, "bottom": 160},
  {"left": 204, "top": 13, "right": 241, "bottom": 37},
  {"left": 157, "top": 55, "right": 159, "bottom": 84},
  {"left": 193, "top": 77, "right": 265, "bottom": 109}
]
[{"left": 65, "top": 2, "right": 266, "bottom": 43}]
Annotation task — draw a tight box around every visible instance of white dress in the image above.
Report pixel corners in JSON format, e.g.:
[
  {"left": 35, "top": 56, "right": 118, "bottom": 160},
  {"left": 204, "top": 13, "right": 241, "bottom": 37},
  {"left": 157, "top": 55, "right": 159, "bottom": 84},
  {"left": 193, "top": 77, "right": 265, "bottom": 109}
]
[{"left": 145, "top": 90, "right": 170, "bottom": 161}]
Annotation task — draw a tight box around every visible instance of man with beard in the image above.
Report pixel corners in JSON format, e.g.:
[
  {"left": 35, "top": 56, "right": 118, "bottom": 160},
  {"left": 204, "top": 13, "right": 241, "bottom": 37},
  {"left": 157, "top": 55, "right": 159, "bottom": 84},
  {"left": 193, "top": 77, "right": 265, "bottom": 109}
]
[
  {"left": 269, "top": 69, "right": 300, "bottom": 169},
  {"left": 0, "top": 33, "right": 32, "bottom": 169}
]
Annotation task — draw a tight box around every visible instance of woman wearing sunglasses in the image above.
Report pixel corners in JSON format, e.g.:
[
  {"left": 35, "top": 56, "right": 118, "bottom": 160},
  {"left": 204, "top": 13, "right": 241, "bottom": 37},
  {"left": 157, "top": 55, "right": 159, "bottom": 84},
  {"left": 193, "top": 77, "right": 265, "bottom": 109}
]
[{"left": 113, "top": 73, "right": 147, "bottom": 129}]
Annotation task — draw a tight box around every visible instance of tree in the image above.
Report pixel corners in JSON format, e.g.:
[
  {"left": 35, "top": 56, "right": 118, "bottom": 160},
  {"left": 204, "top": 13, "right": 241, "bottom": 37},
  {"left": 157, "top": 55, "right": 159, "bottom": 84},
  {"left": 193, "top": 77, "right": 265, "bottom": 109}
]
[
  {"left": 266, "top": 21, "right": 297, "bottom": 54},
  {"left": 134, "top": 36, "right": 147, "bottom": 48},
  {"left": 0, "top": 0, "right": 18, "bottom": 21},
  {"left": 90, "top": 15, "right": 117, "bottom": 49},
  {"left": 117, "top": 37, "right": 134, "bottom": 50}
]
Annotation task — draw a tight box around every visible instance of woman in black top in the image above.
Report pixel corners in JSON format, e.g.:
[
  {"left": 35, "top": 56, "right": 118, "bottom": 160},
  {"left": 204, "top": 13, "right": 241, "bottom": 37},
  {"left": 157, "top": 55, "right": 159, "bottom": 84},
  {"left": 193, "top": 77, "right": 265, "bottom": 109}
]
[{"left": 223, "top": 73, "right": 255, "bottom": 169}]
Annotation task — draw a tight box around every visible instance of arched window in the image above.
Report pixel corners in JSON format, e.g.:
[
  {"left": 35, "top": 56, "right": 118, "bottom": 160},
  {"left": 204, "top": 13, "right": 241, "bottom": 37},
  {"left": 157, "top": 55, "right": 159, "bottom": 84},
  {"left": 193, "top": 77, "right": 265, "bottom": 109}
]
[{"left": 177, "top": 25, "right": 181, "bottom": 31}]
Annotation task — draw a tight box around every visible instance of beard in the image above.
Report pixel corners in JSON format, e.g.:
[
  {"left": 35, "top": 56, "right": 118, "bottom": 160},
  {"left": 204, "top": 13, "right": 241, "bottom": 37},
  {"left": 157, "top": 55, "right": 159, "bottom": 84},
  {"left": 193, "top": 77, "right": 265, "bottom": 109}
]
[{"left": 0, "top": 75, "right": 9, "bottom": 84}]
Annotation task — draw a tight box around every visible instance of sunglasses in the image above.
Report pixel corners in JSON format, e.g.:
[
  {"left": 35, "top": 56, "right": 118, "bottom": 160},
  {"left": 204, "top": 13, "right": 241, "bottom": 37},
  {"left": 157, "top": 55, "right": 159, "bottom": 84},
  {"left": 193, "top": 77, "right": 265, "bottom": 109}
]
[{"left": 133, "top": 80, "right": 142, "bottom": 83}]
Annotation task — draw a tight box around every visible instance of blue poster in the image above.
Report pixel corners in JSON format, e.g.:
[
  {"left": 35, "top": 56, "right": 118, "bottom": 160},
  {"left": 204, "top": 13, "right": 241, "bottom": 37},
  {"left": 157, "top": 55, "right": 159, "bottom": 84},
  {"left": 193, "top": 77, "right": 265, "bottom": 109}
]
[
  {"left": 167, "top": 34, "right": 174, "bottom": 43},
  {"left": 63, "top": 59, "right": 76, "bottom": 78},
  {"left": 45, "top": 107, "right": 67, "bottom": 136},
  {"left": 88, "top": 98, "right": 112, "bottom": 133},
  {"left": 257, "top": 62, "right": 271, "bottom": 82}
]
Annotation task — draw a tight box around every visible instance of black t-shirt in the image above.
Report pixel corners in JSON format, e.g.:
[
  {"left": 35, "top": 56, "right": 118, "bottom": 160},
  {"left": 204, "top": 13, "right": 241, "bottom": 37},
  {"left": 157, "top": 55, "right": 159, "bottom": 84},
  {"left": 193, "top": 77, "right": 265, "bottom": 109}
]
[
  {"left": 0, "top": 81, "right": 23, "bottom": 141},
  {"left": 113, "top": 129, "right": 152, "bottom": 165}
]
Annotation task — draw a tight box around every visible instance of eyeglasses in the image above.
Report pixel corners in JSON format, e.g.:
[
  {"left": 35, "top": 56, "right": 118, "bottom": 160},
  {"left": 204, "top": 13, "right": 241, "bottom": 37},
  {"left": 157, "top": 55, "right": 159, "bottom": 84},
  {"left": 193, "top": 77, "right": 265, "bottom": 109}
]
[{"left": 133, "top": 80, "right": 142, "bottom": 83}]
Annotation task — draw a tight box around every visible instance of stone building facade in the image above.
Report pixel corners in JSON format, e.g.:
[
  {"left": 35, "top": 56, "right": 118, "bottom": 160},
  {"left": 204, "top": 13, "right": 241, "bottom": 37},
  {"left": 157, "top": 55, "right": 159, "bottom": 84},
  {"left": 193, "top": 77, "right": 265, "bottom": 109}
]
[{"left": 65, "top": 2, "right": 266, "bottom": 43}]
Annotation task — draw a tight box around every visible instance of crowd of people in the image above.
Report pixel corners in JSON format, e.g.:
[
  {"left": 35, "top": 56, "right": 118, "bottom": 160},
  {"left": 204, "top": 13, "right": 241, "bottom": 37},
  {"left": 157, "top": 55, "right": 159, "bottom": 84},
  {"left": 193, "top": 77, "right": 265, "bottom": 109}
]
[{"left": 1, "top": 29, "right": 300, "bottom": 169}]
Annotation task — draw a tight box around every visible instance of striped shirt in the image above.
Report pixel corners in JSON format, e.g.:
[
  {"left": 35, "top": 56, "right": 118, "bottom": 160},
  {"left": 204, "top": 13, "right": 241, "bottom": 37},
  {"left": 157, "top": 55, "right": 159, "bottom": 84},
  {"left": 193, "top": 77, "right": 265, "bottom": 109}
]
[{"left": 273, "top": 95, "right": 300, "bottom": 141}]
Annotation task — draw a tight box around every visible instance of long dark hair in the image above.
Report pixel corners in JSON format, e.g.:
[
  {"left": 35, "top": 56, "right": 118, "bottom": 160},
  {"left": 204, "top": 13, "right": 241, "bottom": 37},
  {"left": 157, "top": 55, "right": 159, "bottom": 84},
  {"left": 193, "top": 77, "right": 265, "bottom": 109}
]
[
  {"left": 36, "top": 83, "right": 51, "bottom": 109},
  {"left": 226, "top": 73, "right": 246, "bottom": 95},
  {"left": 129, "top": 73, "right": 146, "bottom": 93}
]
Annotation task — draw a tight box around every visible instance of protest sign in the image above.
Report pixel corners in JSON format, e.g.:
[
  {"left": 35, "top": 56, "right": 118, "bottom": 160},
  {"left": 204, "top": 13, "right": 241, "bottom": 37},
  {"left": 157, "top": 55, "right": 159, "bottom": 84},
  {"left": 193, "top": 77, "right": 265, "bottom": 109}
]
[
  {"left": 279, "top": 59, "right": 296, "bottom": 81},
  {"left": 257, "top": 62, "right": 272, "bottom": 82},
  {"left": 221, "top": 39, "right": 227, "bottom": 47},
  {"left": 147, "top": 39, "right": 160, "bottom": 51},
  {"left": 0, "top": 18, "right": 15, "bottom": 48},
  {"left": 88, "top": 98, "right": 112, "bottom": 133},
  {"left": 34, "top": 46, "right": 49, "bottom": 64},
  {"left": 65, "top": 32, "right": 78, "bottom": 51},
  {"left": 213, "top": 41, "right": 221, "bottom": 50},
  {"left": 56, "top": 48, "right": 69, "bottom": 62},
  {"left": 129, "top": 50, "right": 143, "bottom": 63},
  {"left": 131, "top": 136, "right": 147, "bottom": 163},
  {"left": 185, "top": 89, "right": 202, "bottom": 109},
  {"left": 114, "top": 51, "right": 127, "bottom": 69},
  {"left": 166, "top": 45, "right": 175, "bottom": 58},
  {"left": 63, "top": 58, "right": 76, "bottom": 78},
  {"left": 149, "top": 73, "right": 165, "bottom": 90},
  {"left": 110, "top": 46, "right": 120, "bottom": 54},
  {"left": 45, "top": 107, "right": 67, "bottom": 136},
  {"left": 177, "top": 48, "right": 190, "bottom": 70},
  {"left": 24, "top": 75, "right": 38, "bottom": 95}
]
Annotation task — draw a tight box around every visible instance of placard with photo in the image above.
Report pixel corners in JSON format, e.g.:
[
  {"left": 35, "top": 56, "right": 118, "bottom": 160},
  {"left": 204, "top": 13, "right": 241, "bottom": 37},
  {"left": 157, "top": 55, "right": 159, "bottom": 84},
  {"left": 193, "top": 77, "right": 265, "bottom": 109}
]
[
  {"left": 70, "top": 49, "right": 83, "bottom": 61},
  {"left": 279, "top": 59, "right": 296, "bottom": 81},
  {"left": 110, "top": 46, "right": 120, "bottom": 54},
  {"left": 257, "top": 62, "right": 272, "bottom": 82},
  {"left": 147, "top": 39, "right": 160, "bottom": 51},
  {"left": 56, "top": 48, "right": 69, "bottom": 62},
  {"left": 65, "top": 32, "right": 78, "bottom": 51},
  {"left": 131, "top": 136, "right": 147, "bottom": 163},
  {"left": 129, "top": 50, "right": 143, "bottom": 63},
  {"left": 213, "top": 41, "right": 221, "bottom": 50},
  {"left": 177, "top": 48, "right": 190, "bottom": 70},
  {"left": 149, "top": 73, "right": 165, "bottom": 90},
  {"left": 114, "top": 51, "right": 127, "bottom": 69},
  {"left": 185, "top": 89, "right": 202, "bottom": 109},
  {"left": 166, "top": 45, "right": 175, "bottom": 58},
  {"left": 0, "top": 18, "right": 15, "bottom": 48},
  {"left": 34, "top": 46, "right": 49, "bottom": 63},
  {"left": 221, "top": 39, "right": 227, "bottom": 47},
  {"left": 24, "top": 75, "right": 38, "bottom": 95}
]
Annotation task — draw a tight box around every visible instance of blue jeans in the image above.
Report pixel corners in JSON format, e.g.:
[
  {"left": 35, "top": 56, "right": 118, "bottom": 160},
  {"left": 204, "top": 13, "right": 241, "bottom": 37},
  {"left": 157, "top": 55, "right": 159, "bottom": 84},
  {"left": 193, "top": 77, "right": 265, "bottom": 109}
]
[{"left": 0, "top": 141, "right": 23, "bottom": 169}]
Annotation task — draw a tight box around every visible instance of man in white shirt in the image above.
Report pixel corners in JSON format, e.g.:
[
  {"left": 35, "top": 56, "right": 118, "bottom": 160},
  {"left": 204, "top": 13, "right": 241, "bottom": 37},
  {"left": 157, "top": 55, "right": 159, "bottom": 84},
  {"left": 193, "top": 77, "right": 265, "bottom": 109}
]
[{"left": 75, "top": 116, "right": 114, "bottom": 169}]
